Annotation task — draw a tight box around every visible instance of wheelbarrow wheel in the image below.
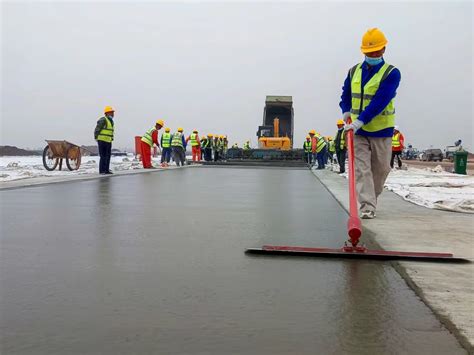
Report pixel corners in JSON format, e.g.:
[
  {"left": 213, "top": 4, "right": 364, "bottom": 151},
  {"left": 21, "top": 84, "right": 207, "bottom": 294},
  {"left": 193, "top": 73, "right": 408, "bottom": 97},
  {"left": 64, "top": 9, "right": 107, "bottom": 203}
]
[
  {"left": 66, "top": 146, "right": 81, "bottom": 171},
  {"left": 42, "top": 145, "right": 59, "bottom": 171}
]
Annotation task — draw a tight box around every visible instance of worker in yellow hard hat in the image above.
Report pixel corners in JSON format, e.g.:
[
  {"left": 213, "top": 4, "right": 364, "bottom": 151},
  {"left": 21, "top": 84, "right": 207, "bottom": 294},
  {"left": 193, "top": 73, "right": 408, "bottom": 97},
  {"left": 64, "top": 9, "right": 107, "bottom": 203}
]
[
  {"left": 222, "top": 135, "right": 228, "bottom": 160},
  {"left": 186, "top": 129, "right": 201, "bottom": 162},
  {"left": 308, "top": 130, "right": 318, "bottom": 166},
  {"left": 171, "top": 127, "right": 186, "bottom": 166},
  {"left": 94, "top": 106, "right": 116, "bottom": 174},
  {"left": 213, "top": 135, "right": 221, "bottom": 162},
  {"left": 334, "top": 119, "right": 347, "bottom": 174},
  {"left": 160, "top": 127, "right": 172, "bottom": 167},
  {"left": 203, "top": 134, "right": 213, "bottom": 161},
  {"left": 140, "top": 119, "right": 164, "bottom": 169},
  {"left": 339, "top": 27, "right": 401, "bottom": 219}
]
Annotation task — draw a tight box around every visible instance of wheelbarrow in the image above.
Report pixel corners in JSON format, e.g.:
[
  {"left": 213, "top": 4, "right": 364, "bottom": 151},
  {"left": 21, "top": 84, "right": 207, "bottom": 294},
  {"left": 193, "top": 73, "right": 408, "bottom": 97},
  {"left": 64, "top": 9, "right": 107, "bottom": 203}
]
[{"left": 42, "top": 140, "right": 84, "bottom": 171}]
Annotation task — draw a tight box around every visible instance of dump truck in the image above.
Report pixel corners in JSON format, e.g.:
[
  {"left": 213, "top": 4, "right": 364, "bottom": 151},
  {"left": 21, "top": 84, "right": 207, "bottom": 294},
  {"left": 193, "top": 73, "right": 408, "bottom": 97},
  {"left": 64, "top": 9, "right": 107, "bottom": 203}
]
[{"left": 222, "top": 95, "right": 304, "bottom": 165}]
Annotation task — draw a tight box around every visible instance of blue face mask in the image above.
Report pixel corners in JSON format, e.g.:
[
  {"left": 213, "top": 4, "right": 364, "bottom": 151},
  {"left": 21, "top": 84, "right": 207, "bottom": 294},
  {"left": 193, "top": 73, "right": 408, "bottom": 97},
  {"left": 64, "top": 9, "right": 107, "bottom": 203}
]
[{"left": 365, "top": 56, "right": 383, "bottom": 66}]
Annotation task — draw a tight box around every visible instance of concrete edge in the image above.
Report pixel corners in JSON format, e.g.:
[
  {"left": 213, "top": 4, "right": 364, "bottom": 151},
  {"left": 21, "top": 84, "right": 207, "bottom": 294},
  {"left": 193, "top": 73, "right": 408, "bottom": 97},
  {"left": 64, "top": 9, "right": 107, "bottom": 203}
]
[
  {"left": 310, "top": 169, "right": 474, "bottom": 354},
  {"left": 0, "top": 164, "right": 201, "bottom": 191}
]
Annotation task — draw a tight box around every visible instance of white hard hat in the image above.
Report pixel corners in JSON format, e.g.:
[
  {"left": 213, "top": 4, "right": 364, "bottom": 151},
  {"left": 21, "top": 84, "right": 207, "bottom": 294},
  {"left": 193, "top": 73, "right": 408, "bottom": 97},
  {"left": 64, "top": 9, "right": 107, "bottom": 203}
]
[{"left": 394, "top": 125, "right": 399, "bottom": 131}]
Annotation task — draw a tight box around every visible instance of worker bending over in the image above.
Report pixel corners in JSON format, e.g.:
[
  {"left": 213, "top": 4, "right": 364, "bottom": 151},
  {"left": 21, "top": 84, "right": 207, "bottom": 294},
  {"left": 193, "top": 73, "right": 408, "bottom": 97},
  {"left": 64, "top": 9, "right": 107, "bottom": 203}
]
[
  {"left": 334, "top": 119, "right": 347, "bottom": 174},
  {"left": 94, "top": 106, "right": 115, "bottom": 175},
  {"left": 186, "top": 130, "right": 201, "bottom": 162},
  {"left": 340, "top": 28, "right": 401, "bottom": 219},
  {"left": 315, "top": 132, "right": 327, "bottom": 169},
  {"left": 391, "top": 126, "right": 404, "bottom": 168},
  {"left": 140, "top": 119, "right": 164, "bottom": 169},
  {"left": 171, "top": 127, "right": 187, "bottom": 166},
  {"left": 160, "top": 127, "right": 172, "bottom": 167}
]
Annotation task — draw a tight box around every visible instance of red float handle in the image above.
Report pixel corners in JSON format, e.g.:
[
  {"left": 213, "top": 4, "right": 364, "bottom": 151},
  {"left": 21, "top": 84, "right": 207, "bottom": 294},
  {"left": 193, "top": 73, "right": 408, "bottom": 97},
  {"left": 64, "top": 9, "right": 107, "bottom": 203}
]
[{"left": 346, "top": 120, "right": 362, "bottom": 246}]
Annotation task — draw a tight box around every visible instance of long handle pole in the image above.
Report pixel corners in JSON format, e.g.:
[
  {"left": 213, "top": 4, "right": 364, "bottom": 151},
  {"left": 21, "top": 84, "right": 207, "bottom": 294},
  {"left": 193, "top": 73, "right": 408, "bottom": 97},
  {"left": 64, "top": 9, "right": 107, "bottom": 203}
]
[{"left": 346, "top": 124, "right": 362, "bottom": 246}]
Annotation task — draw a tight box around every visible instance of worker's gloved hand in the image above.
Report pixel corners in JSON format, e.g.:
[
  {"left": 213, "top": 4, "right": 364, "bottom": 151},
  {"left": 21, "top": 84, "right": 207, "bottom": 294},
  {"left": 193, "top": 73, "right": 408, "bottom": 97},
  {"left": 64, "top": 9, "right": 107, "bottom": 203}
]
[
  {"left": 344, "top": 119, "right": 364, "bottom": 132},
  {"left": 342, "top": 112, "right": 351, "bottom": 123}
]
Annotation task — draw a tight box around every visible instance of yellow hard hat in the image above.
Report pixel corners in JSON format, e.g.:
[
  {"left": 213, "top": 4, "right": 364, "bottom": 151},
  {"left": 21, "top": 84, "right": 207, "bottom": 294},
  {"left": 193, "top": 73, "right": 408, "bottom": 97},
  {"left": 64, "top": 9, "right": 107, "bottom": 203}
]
[
  {"left": 165, "top": 127, "right": 170, "bottom": 132},
  {"left": 177, "top": 127, "right": 183, "bottom": 132},
  {"left": 104, "top": 106, "right": 114, "bottom": 114},
  {"left": 220, "top": 135, "right": 224, "bottom": 139},
  {"left": 156, "top": 119, "right": 164, "bottom": 127},
  {"left": 337, "top": 119, "right": 344, "bottom": 125},
  {"left": 361, "top": 28, "right": 388, "bottom": 54},
  {"left": 306, "top": 135, "right": 310, "bottom": 139},
  {"left": 309, "top": 129, "right": 316, "bottom": 135},
  {"left": 207, "top": 133, "right": 213, "bottom": 137}
]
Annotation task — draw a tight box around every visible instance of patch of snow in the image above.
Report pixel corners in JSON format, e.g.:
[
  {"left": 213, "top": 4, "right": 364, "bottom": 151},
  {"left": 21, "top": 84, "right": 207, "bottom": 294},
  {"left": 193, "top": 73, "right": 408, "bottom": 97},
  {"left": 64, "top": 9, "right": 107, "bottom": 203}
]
[
  {"left": 0, "top": 155, "right": 161, "bottom": 182},
  {"left": 322, "top": 165, "right": 474, "bottom": 214}
]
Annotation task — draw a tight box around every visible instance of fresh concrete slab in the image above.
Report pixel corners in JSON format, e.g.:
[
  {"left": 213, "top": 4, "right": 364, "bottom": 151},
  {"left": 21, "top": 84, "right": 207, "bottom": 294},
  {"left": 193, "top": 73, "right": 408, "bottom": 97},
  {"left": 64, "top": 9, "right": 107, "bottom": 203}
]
[
  {"left": 0, "top": 167, "right": 466, "bottom": 354},
  {"left": 312, "top": 168, "right": 474, "bottom": 352}
]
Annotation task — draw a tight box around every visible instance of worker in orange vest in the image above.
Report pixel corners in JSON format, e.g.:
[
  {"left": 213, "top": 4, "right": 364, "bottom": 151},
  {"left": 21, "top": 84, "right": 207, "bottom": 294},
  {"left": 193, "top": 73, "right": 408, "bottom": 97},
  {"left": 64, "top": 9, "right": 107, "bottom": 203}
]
[
  {"left": 186, "top": 129, "right": 201, "bottom": 162},
  {"left": 308, "top": 130, "right": 318, "bottom": 167},
  {"left": 391, "top": 126, "right": 404, "bottom": 168},
  {"left": 140, "top": 119, "right": 164, "bottom": 168}
]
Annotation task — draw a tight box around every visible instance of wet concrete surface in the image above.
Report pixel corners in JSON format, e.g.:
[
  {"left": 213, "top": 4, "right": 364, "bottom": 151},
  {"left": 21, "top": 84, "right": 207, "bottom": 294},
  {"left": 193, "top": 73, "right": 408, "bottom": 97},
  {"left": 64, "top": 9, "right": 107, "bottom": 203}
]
[{"left": 0, "top": 167, "right": 466, "bottom": 354}]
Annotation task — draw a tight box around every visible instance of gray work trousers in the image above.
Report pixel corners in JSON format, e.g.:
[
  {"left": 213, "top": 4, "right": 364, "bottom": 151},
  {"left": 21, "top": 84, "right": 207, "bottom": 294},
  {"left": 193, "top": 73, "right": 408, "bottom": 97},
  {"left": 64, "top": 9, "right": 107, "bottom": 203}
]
[{"left": 354, "top": 135, "right": 392, "bottom": 212}]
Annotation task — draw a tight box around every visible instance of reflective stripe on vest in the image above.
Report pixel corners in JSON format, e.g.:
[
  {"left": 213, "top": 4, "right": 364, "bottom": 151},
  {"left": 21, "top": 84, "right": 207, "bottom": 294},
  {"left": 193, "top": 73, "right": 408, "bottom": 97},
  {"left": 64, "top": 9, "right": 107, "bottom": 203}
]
[
  {"left": 171, "top": 132, "right": 184, "bottom": 148},
  {"left": 340, "top": 130, "right": 346, "bottom": 150},
  {"left": 161, "top": 132, "right": 171, "bottom": 148},
  {"left": 201, "top": 138, "right": 208, "bottom": 148},
  {"left": 97, "top": 117, "right": 114, "bottom": 143},
  {"left": 316, "top": 135, "right": 327, "bottom": 153},
  {"left": 328, "top": 140, "right": 336, "bottom": 153},
  {"left": 350, "top": 62, "right": 396, "bottom": 132},
  {"left": 190, "top": 133, "right": 199, "bottom": 146},
  {"left": 304, "top": 141, "right": 312, "bottom": 153},
  {"left": 141, "top": 127, "right": 156, "bottom": 147},
  {"left": 392, "top": 132, "right": 401, "bottom": 148}
]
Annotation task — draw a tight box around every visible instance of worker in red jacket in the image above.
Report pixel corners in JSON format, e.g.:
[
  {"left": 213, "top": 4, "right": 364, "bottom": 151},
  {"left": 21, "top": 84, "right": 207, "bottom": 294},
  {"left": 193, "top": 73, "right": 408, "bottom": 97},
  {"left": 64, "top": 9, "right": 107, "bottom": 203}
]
[
  {"left": 140, "top": 119, "right": 164, "bottom": 168},
  {"left": 391, "top": 125, "right": 404, "bottom": 168}
]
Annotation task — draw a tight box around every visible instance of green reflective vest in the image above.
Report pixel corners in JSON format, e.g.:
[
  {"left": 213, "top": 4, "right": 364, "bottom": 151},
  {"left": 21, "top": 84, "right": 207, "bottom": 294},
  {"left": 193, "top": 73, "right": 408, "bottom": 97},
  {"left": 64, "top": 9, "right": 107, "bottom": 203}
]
[
  {"left": 315, "top": 134, "right": 327, "bottom": 153},
  {"left": 243, "top": 142, "right": 250, "bottom": 150},
  {"left": 201, "top": 138, "right": 208, "bottom": 148},
  {"left": 97, "top": 117, "right": 114, "bottom": 143},
  {"left": 328, "top": 140, "right": 336, "bottom": 153},
  {"left": 171, "top": 132, "right": 184, "bottom": 148},
  {"left": 392, "top": 132, "right": 401, "bottom": 148},
  {"left": 161, "top": 132, "right": 171, "bottom": 148},
  {"left": 340, "top": 131, "right": 346, "bottom": 150},
  {"left": 304, "top": 141, "right": 312, "bottom": 153},
  {"left": 190, "top": 133, "right": 199, "bottom": 147},
  {"left": 350, "top": 62, "right": 396, "bottom": 132},
  {"left": 141, "top": 127, "right": 156, "bottom": 147}
]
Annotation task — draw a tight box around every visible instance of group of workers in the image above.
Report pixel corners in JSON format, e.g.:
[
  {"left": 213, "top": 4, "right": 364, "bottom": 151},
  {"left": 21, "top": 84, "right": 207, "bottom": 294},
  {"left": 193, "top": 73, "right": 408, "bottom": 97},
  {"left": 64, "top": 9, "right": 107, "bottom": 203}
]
[
  {"left": 303, "top": 121, "right": 348, "bottom": 173},
  {"left": 140, "top": 122, "right": 232, "bottom": 167},
  {"left": 304, "top": 121, "right": 404, "bottom": 175},
  {"left": 95, "top": 27, "right": 402, "bottom": 222}
]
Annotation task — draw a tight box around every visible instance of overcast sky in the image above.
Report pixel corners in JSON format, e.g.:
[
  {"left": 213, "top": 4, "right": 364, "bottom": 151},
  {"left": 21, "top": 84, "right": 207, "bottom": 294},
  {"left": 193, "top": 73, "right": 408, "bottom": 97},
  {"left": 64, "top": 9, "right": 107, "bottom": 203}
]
[{"left": 1, "top": 1, "right": 472, "bottom": 151}]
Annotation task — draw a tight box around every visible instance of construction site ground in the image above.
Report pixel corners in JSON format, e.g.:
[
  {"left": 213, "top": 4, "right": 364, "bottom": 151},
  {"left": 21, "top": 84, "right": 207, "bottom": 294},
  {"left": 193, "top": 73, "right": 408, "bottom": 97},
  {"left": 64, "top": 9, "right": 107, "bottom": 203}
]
[{"left": 0, "top": 166, "right": 470, "bottom": 354}]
